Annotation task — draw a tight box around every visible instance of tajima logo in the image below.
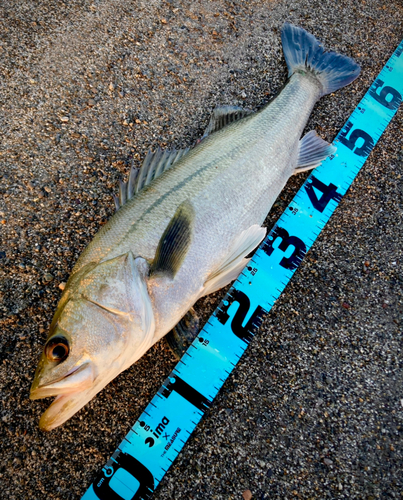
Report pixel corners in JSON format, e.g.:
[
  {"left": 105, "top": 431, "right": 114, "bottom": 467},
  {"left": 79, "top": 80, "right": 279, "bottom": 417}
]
[{"left": 140, "top": 417, "right": 170, "bottom": 448}]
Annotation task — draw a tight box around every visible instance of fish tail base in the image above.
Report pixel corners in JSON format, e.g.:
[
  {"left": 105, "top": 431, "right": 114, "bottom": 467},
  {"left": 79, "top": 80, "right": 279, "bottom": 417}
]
[{"left": 281, "top": 23, "right": 360, "bottom": 96}]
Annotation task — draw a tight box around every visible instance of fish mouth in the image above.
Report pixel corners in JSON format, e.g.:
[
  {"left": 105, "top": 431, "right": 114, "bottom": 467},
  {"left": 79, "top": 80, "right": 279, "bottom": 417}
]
[
  {"left": 30, "top": 362, "right": 97, "bottom": 431},
  {"left": 30, "top": 362, "right": 94, "bottom": 400},
  {"left": 37, "top": 391, "right": 94, "bottom": 431}
]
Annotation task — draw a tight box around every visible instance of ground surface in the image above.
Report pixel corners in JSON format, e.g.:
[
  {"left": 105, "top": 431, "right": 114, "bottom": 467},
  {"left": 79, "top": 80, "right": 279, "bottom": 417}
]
[{"left": 0, "top": 0, "right": 402, "bottom": 499}]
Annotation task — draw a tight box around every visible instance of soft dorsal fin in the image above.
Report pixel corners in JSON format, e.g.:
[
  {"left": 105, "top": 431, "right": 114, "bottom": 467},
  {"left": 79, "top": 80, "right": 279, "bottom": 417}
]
[
  {"left": 114, "top": 147, "right": 190, "bottom": 210},
  {"left": 150, "top": 200, "right": 195, "bottom": 279},
  {"left": 202, "top": 105, "right": 253, "bottom": 138},
  {"left": 202, "top": 224, "right": 266, "bottom": 297},
  {"left": 294, "top": 130, "right": 337, "bottom": 174}
]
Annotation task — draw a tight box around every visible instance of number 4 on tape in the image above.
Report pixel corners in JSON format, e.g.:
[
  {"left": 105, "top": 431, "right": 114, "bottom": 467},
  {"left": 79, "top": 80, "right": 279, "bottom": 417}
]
[{"left": 82, "top": 39, "right": 403, "bottom": 500}]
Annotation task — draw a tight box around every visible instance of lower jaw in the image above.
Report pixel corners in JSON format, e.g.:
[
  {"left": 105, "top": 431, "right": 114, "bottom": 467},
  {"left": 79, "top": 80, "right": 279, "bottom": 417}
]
[{"left": 39, "top": 394, "right": 71, "bottom": 431}]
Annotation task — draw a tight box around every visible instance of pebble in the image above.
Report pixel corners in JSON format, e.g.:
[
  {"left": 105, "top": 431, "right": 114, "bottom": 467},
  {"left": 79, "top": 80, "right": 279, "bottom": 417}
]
[
  {"left": 60, "top": 116, "right": 69, "bottom": 122},
  {"left": 242, "top": 490, "right": 252, "bottom": 500}
]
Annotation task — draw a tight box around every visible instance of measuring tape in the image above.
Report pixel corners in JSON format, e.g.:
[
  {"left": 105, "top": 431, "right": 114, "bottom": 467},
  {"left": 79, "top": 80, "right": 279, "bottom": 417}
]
[{"left": 82, "top": 40, "right": 403, "bottom": 500}]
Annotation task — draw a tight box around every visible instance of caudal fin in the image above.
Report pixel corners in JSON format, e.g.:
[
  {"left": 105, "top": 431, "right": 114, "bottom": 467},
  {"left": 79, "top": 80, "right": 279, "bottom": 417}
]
[{"left": 281, "top": 23, "right": 360, "bottom": 96}]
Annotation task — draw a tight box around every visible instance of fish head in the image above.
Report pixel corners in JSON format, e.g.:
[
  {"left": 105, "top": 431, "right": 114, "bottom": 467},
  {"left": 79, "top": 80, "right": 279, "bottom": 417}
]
[{"left": 30, "top": 253, "right": 155, "bottom": 430}]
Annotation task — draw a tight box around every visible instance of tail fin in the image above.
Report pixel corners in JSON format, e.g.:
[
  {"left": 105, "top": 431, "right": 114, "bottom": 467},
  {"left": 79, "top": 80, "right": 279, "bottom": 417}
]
[{"left": 281, "top": 23, "right": 360, "bottom": 96}]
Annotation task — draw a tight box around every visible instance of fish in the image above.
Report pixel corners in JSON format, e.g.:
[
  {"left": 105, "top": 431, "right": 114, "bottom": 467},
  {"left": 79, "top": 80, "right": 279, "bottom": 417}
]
[{"left": 30, "top": 23, "right": 360, "bottom": 430}]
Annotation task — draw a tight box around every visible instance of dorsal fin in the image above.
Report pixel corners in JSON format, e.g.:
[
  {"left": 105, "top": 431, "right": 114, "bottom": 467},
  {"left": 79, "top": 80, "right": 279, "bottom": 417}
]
[
  {"left": 114, "top": 147, "right": 190, "bottom": 211},
  {"left": 202, "top": 105, "right": 253, "bottom": 138}
]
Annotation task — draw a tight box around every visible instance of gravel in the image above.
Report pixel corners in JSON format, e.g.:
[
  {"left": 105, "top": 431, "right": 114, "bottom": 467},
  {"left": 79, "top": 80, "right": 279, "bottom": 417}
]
[{"left": 0, "top": 0, "right": 402, "bottom": 499}]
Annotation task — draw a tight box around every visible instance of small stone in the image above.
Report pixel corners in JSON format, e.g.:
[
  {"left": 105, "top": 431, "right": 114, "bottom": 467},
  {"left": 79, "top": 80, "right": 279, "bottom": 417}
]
[
  {"left": 341, "top": 302, "right": 350, "bottom": 309},
  {"left": 44, "top": 186, "right": 52, "bottom": 193},
  {"left": 60, "top": 116, "right": 69, "bottom": 122},
  {"left": 27, "top": 181, "right": 35, "bottom": 190},
  {"left": 109, "top": 82, "right": 115, "bottom": 91},
  {"left": 38, "top": 191, "right": 44, "bottom": 199},
  {"left": 59, "top": 282, "right": 66, "bottom": 291},
  {"left": 44, "top": 273, "right": 54, "bottom": 282},
  {"left": 323, "top": 458, "right": 333, "bottom": 466},
  {"left": 88, "top": 99, "right": 96, "bottom": 107},
  {"left": 242, "top": 490, "right": 252, "bottom": 500}
]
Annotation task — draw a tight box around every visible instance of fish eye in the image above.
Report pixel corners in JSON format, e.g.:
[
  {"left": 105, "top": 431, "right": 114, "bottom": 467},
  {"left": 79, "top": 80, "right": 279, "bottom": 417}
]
[{"left": 45, "top": 336, "right": 69, "bottom": 362}]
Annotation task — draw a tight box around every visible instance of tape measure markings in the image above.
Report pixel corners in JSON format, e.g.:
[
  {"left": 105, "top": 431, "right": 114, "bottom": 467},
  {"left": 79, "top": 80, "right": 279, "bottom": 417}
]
[{"left": 82, "top": 39, "right": 403, "bottom": 500}]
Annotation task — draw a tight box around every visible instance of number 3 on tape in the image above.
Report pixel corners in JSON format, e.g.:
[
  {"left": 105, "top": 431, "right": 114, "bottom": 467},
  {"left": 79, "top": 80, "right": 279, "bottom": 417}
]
[{"left": 82, "top": 39, "right": 403, "bottom": 500}]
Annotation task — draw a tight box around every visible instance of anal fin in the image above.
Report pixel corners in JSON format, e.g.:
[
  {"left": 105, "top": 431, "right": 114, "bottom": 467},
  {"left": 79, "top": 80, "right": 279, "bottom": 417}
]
[
  {"left": 165, "top": 307, "right": 200, "bottom": 360},
  {"left": 294, "top": 130, "right": 337, "bottom": 174}
]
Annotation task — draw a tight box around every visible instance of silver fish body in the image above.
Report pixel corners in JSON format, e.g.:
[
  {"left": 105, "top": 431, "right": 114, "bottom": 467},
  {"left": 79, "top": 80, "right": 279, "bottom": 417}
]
[
  {"left": 79, "top": 73, "right": 319, "bottom": 330},
  {"left": 30, "top": 24, "right": 360, "bottom": 430}
]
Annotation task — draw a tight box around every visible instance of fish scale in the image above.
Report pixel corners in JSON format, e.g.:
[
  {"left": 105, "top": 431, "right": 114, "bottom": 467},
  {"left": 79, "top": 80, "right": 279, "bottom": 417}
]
[{"left": 81, "top": 35, "right": 403, "bottom": 500}]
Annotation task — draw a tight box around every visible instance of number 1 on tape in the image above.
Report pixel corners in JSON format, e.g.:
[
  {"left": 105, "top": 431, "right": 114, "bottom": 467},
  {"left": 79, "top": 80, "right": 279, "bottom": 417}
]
[{"left": 82, "top": 39, "right": 403, "bottom": 500}]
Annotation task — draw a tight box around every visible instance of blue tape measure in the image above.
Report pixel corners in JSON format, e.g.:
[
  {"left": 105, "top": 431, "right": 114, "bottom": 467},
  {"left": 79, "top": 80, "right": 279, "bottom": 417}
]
[{"left": 82, "top": 40, "right": 403, "bottom": 500}]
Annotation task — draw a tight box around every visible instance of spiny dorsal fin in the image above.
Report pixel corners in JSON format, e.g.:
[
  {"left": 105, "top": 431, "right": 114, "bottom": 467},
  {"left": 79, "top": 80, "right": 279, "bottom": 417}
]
[
  {"left": 294, "top": 130, "right": 337, "bottom": 174},
  {"left": 202, "top": 105, "right": 253, "bottom": 138},
  {"left": 114, "top": 147, "right": 190, "bottom": 211},
  {"left": 150, "top": 200, "right": 195, "bottom": 279}
]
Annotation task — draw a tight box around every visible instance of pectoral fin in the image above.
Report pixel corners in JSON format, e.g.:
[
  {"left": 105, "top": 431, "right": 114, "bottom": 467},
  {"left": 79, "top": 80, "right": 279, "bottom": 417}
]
[
  {"left": 294, "top": 130, "right": 337, "bottom": 174},
  {"left": 165, "top": 307, "right": 200, "bottom": 359},
  {"left": 151, "top": 200, "right": 195, "bottom": 279},
  {"left": 202, "top": 224, "right": 266, "bottom": 296}
]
